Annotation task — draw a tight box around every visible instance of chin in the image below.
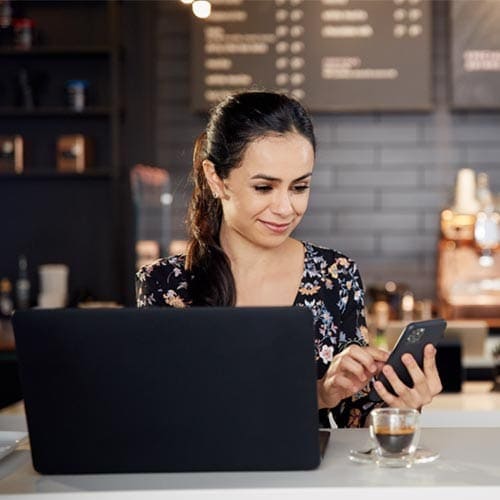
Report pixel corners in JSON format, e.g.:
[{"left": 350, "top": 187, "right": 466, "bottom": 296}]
[{"left": 255, "top": 229, "right": 294, "bottom": 249}]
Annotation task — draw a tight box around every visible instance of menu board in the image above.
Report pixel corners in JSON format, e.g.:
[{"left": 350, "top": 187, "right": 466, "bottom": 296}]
[
  {"left": 190, "top": 0, "right": 432, "bottom": 112},
  {"left": 451, "top": 0, "right": 500, "bottom": 109}
]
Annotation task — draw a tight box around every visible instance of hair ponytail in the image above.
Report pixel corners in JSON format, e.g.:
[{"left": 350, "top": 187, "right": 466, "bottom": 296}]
[{"left": 185, "top": 132, "right": 236, "bottom": 306}]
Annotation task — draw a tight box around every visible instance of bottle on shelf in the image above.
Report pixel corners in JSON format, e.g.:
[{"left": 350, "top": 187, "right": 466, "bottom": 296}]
[
  {"left": 474, "top": 172, "right": 500, "bottom": 267},
  {"left": 15, "top": 254, "right": 31, "bottom": 309},
  {"left": 0, "top": 277, "right": 14, "bottom": 318},
  {"left": 371, "top": 300, "right": 390, "bottom": 351},
  {"left": 0, "top": 0, "right": 13, "bottom": 46},
  {"left": 440, "top": 168, "right": 480, "bottom": 242}
]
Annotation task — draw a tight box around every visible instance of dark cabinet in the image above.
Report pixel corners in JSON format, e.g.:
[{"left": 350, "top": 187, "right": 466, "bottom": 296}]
[{"left": 0, "top": 0, "right": 127, "bottom": 305}]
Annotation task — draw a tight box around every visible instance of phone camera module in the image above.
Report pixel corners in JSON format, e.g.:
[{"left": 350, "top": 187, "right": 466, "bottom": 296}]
[{"left": 407, "top": 327, "right": 425, "bottom": 343}]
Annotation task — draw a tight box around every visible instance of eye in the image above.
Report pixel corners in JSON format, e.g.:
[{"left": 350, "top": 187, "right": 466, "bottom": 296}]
[
  {"left": 292, "top": 184, "right": 310, "bottom": 193},
  {"left": 253, "top": 185, "right": 273, "bottom": 192}
]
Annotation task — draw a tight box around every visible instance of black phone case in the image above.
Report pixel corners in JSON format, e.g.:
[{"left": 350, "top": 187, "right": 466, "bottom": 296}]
[{"left": 368, "top": 318, "right": 447, "bottom": 402}]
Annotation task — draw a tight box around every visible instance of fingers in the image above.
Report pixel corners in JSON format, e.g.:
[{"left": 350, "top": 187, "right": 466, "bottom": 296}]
[
  {"left": 373, "top": 380, "right": 400, "bottom": 408},
  {"left": 377, "top": 345, "right": 442, "bottom": 409},
  {"left": 337, "top": 356, "right": 373, "bottom": 384},
  {"left": 343, "top": 345, "right": 389, "bottom": 373},
  {"left": 319, "top": 372, "right": 364, "bottom": 408},
  {"left": 320, "top": 344, "right": 392, "bottom": 409},
  {"left": 380, "top": 363, "right": 422, "bottom": 408},
  {"left": 423, "top": 344, "right": 443, "bottom": 396},
  {"left": 363, "top": 345, "right": 390, "bottom": 363}
]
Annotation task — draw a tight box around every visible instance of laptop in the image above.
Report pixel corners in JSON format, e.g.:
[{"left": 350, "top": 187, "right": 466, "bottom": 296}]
[{"left": 13, "top": 306, "right": 325, "bottom": 474}]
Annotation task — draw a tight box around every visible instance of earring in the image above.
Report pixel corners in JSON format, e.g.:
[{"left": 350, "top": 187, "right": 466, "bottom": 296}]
[{"left": 213, "top": 192, "right": 218, "bottom": 198}]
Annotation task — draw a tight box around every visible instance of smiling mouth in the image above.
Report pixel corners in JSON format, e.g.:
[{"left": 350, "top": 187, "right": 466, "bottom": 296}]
[{"left": 259, "top": 220, "right": 293, "bottom": 233}]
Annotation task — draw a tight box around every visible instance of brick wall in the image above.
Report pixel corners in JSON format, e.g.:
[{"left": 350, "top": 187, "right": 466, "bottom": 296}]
[{"left": 154, "top": 0, "right": 500, "bottom": 300}]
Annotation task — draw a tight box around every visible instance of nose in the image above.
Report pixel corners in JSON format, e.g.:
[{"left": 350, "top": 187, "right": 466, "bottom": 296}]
[{"left": 271, "top": 189, "right": 294, "bottom": 216}]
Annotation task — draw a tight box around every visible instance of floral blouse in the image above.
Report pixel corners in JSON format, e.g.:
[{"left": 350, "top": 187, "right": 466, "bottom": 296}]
[{"left": 136, "top": 241, "right": 381, "bottom": 428}]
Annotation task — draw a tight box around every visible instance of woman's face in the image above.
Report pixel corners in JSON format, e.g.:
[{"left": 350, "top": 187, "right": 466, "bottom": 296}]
[{"left": 216, "top": 132, "right": 315, "bottom": 249}]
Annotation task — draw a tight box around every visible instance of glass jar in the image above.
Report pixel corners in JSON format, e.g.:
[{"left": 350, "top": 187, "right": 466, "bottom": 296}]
[{"left": 13, "top": 17, "right": 33, "bottom": 50}]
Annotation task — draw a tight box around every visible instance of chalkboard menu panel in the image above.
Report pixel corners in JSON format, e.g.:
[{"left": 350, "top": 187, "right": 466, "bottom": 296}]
[
  {"left": 191, "top": 0, "right": 432, "bottom": 112},
  {"left": 451, "top": 0, "right": 500, "bottom": 109}
]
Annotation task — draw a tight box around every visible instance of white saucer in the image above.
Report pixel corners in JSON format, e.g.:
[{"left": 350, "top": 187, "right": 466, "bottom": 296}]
[
  {"left": 0, "top": 431, "right": 28, "bottom": 461},
  {"left": 349, "top": 447, "right": 439, "bottom": 465}
]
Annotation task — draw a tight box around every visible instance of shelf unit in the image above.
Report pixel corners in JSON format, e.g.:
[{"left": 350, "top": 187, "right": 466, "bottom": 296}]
[
  {"left": 0, "top": 0, "right": 125, "bottom": 305},
  {"left": 0, "top": 106, "right": 113, "bottom": 117}
]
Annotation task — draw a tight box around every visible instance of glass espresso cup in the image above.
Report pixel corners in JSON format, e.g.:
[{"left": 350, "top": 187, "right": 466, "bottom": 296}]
[{"left": 369, "top": 408, "right": 420, "bottom": 468}]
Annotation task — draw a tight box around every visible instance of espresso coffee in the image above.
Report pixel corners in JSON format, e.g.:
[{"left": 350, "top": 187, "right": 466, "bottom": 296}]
[{"left": 374, "top": 426, "right": 416, "bottom": 454}]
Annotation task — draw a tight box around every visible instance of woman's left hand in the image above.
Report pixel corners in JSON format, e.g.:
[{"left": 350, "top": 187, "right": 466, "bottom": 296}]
[{"left": 372, "top": 344, "right": 442, "bottom": 409}]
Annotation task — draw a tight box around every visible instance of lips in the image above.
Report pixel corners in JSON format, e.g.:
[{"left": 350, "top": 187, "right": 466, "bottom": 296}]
[{"left": 259, "top": 220, "right": 293, "bottom": 234}]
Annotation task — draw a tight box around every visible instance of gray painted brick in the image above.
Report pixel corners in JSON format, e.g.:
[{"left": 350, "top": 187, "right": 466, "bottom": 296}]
[
  {"left": 423, "top": 213, "right": 442, "bottom": 233},
  {"left": 336, "top": 169, "right": 418, "bottom": 188},
  {"left": 307, "top": 190, "right": 376, "bottom": 209},
  {"left": 380, "top": 147, "right": 464, "bottom": 165},
  {"left": 329, "top": 115, "right": 377, "bottom": 127},
  {"left": 424, "top": 124, "right": 500, "bottom": 143},
  {"left": 337, "top": 212, "right": 419, "bottom": 232},
  {"left": 336, "top": 124, "right": 419, "bottom": 144},
  {"left": 379, "top": 235, "right": 438, "bottom": 256},
  {"left": 310, "top": 168, "right": 333, "bottom": 191},
  {"left": 316, "top": 147, "right": 376, "bottom": 167},
  {"left": 467, "top": 146, "right": 500, "bottom": 163},
  {"left": 296, "top": 213, "right": 333, "bottom": 233},
  {"left": 466, "top": 114, "right": 500, "bottom": 126},
  {"left": 422, "top": 165, "right": 462, "bottom": 189},
  {"left": 357, "top": 256, "right": 422, "bottom": 277},
  {"left": 376, "top": 114, "right": 430, "bottom": 128},
  {"left": 314, "top": 235, "right": 377, "bottom": 258},
  {"left": 380, "top": 189, "right": 447, "bottom": 211},
  {"left": 312, "top": 117, "right": 335, "bottom": 142}
]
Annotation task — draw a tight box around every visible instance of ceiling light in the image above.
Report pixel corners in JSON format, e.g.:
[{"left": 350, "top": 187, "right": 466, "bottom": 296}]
[{"left": 192, "top": 0, "right": 211, "bottom": 19}]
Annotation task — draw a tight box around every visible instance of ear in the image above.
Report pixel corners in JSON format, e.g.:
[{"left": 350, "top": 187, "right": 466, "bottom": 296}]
[{"left": 202, "top": 160, "right": 225, "bottom": 198}]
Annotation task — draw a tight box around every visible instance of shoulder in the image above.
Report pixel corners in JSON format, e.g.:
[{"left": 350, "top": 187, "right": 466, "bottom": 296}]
[
  {"left": 136, "top": 254, "right": 188, "bottom": 283},
  {"left": 136, "top": 255, "right": 192, "bottom": 308},
  {"left": 303, "top": 241, "right": 359, "bottom": 275},
  {"left": 136, "top": 254, "right": 190, "bottom": 292}
]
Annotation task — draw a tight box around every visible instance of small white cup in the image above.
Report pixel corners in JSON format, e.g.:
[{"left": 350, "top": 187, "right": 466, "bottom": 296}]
[
  {"left": 38, "top": 264, "right": 69, "bottom": 308},
  {"left": 37, "top": 292, "right": 67, "bottom": 309}
]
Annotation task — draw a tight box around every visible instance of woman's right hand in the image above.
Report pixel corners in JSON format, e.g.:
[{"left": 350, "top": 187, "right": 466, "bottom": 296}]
[{"left": 317, "top": 344, "right": 389, "bottom": 409}]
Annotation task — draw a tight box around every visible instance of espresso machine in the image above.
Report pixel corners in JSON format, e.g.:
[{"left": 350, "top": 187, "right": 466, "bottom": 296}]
[{"left": 437, "top": 169, "right": 500, "bottom": 323}]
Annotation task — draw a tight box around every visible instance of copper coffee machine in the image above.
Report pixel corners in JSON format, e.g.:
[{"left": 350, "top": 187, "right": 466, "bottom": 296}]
[{"left": 437, "top": 169, "right": 500, "bottom": 325}]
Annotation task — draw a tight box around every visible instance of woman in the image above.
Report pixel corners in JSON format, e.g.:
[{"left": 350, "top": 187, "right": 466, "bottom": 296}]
[{"left": 136, "top": 91, "right": 442, "bottom": 427}]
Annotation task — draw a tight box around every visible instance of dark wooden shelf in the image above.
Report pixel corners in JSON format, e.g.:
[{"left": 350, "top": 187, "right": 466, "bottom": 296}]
[
  {"left": 0, "top": 46, "right": 113, "bottom": 56},
  {"left": 0, "top": 170, "right": 113, "bottom": 179},
  {"left": 0, "top": 107, "right": 112, "bottom": 118}
]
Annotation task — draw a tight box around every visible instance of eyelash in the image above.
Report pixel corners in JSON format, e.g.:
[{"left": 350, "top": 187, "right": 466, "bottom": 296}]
[{"left": 253, "top": 185, "right": 310, "bottom": 193}]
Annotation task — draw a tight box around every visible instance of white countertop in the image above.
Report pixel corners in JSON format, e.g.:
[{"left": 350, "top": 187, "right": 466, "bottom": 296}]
[
  {"left": 2, "top": 383, "right": 500, "bottom": 498},
  {"left": 1, "top": 414, "right": 500, "bottom": 498}
]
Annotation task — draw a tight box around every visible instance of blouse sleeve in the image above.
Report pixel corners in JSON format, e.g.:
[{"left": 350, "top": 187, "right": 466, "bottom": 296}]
[
  {"left": 135, "top": 257, "right": 191, "bottom": 308},
  {"left": 330, "top": 260, "right": 384, "bottom": 428}
]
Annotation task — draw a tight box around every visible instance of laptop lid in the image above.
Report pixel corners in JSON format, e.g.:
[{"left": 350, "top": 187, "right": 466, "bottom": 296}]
[{"left": 13, "top": 306, "right": 320, "bottom": 474}]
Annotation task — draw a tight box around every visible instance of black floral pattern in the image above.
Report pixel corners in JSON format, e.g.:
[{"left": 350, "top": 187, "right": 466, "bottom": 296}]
[{"left": 136, "top": 241, "right": 381, "bottom": 428}]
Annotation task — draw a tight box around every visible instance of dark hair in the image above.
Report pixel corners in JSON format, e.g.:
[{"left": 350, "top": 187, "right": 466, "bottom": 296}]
[{"left": 186, "top": 91, "right": 316, "bottom": 306}]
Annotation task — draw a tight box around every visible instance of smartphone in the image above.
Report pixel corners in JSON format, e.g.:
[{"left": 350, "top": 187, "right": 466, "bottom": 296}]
[{"left": 368, "top": 318, "right": 447, "bottom": 402}]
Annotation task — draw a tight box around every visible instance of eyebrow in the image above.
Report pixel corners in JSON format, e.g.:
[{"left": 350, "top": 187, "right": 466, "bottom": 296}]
[{"left": 250, "top": 172, "right": 312, "bottom": 183}]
